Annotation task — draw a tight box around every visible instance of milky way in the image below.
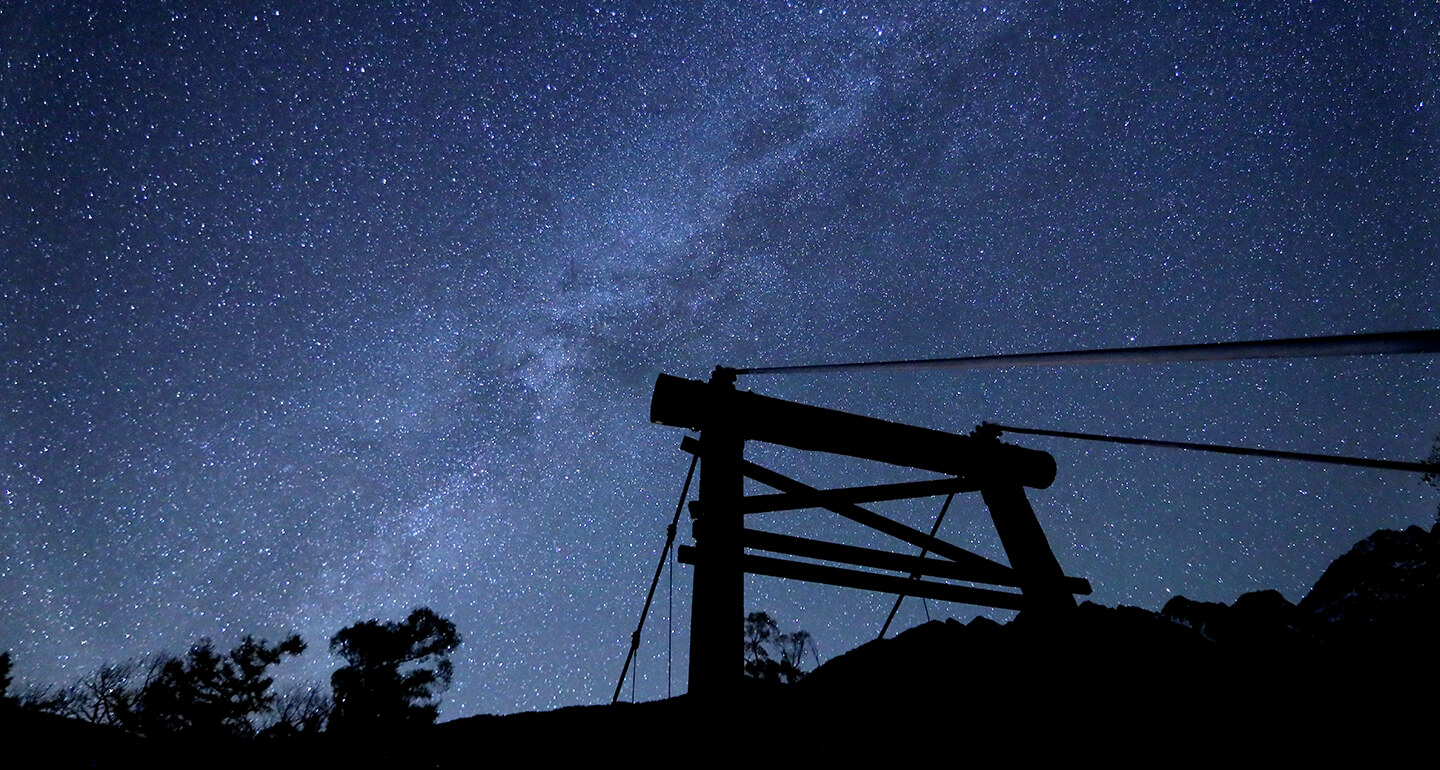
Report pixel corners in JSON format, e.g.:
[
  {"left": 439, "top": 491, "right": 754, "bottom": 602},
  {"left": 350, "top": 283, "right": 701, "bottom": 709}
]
[{"left": 3, "top": 2, "right": 1436, "bottom": 717}]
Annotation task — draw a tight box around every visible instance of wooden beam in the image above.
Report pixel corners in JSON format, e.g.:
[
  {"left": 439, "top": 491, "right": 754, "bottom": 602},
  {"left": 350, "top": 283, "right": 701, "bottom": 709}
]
[
  {"left": 983, "top": 485, "right": 1077, "bottom": 615},
  {"left": 655, "top": 373, "right": 1057, "bottom": 488},
  {"left": 743, "top": 529, "right": 1011, "bottom": 585},
  {"left": 679, "top": 546, "right": 1027, "bottom": 611},
  {"left": 690, "top": 475, "right": 982, "bottom": 515},
  {"left": 680, "top": 438, "right": 1004, "bottom": 578},
  {"left": 741, "top": 529, "right": 1091, "bottom": 595}
]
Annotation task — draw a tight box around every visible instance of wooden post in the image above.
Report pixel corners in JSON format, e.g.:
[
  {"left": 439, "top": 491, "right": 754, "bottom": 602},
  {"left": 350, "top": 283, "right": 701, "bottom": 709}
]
[
  {"left": 981, "top": 485, "right": 1076, "bottom": 617},
  {"left": 687, "top": 370, "right": 745, "bottom": 698}
]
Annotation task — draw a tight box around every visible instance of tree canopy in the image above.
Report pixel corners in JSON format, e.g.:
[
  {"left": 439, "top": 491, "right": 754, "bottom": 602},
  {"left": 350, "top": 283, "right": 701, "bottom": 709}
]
[
  {"left": 1425, "top": 432, "right": 1440, "bottom": 524},
  {"left": 0, "top": 650, "right": 13, "bottom": 709},
  {"left": 329, "top": 607, "right": 461, "bottom": 732},
  {"left": 20, "top": 634, "right": 306, "bottom": 737},
  {"left": 14, "top": 609, "right": 467, "bottom": 739},
  {"left": 743, "top": 612, "right": 815, "bottom": 684},
  {"left": 135, "top": 634, "right": 306, "bottom": 737}
]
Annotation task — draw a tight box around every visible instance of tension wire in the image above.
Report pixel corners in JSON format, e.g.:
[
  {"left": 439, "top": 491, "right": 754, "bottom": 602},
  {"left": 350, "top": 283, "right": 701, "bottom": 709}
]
[
  {"left": 986, "top": 423, "right": 1439, "bottom": 475},
  {"left": 732, "top": 329, "right": 1440, "bottom": 377},
  {"left": 612, "top": 453, "right": 699, "bottom": 704},
  {"left": 877, "top": 492, "right": 956, "bottom": 640}
]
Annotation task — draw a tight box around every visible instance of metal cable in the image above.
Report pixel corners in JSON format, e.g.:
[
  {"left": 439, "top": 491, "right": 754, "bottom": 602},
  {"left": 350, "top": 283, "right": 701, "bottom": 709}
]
[
  {"left": 877, "top": 493, "right": 956, "bottom": 640},
  {"left": 733, "top": 329, "right": 1440, "bottom": 376},
  {"left": 612, "top": 454, "right": 699, "bottom": 704},
  {"left": 987, "top": 423, "right": 1439, "bottom": 475}
]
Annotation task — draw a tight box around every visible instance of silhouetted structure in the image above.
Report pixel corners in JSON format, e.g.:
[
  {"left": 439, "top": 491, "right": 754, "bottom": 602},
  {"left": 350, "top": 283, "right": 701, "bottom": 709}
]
[{"left": 649, "top": 370, "right": 1091, "bottom": 698}]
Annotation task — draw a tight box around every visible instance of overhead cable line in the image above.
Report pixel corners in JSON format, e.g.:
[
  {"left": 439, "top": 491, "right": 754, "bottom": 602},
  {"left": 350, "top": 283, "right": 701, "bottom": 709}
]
[
  {"left": 732, "top": 329, "right": 1440, "bottom": 376},
  {"left": 984, "top": 423, "right": 1440, "bottom": 475}
]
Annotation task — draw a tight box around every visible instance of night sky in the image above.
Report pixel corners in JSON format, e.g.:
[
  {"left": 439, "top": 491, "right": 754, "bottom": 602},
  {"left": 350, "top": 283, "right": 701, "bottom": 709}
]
[{"left": 3, "top": 1, "right": 1436, "bottom": 719}]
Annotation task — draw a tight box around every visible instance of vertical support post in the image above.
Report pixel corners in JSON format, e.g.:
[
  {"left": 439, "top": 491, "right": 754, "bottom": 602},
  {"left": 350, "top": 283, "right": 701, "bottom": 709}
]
[
  {"left": 687, "top": 370, "right": 745, "bottom": 699},
  {"left": 981, "top": 485, "right": 1077, "bottom": 617}
]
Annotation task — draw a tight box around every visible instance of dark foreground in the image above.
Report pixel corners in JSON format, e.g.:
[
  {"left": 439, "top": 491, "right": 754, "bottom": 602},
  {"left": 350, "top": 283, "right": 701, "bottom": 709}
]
[{"left": 9, "top": 523, "right": 1439, "bottom": 765}]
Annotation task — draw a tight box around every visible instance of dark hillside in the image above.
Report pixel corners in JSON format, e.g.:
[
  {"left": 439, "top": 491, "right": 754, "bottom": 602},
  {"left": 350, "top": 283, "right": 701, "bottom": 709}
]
[{"left": 9, "top": 524, "right": 1438, "bottom": 763}]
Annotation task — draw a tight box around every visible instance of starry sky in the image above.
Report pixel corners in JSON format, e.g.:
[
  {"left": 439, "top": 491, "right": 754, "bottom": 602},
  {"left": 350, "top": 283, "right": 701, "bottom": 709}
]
[{"left": 2, "top": 1, "right": 1436, "bottom": 718}]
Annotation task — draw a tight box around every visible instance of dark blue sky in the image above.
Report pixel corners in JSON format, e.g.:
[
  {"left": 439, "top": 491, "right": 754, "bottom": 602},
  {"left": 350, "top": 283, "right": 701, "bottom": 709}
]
[{"left": 3, "top": 1, "right": 1435, "bottom": 717}]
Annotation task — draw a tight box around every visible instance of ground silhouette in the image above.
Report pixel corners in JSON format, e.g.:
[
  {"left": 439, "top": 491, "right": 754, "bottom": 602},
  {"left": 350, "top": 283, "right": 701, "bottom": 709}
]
[{"left": 6, "top": 524, "right": 1437, "bottom": 763}]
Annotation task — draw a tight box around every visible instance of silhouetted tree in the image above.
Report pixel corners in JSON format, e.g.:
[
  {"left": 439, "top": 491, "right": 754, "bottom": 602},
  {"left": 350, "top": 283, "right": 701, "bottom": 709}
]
[
  {"left": 744, "top": 612, "right": 780, "bottom": 681},
  {"left": 14, "top": 680, "right": 74, "bottom": 715},
  {"left": 46, "top": 634, "right": 304, "bottom": 737},
  {"left": 64, "top": 659, "right": 146, "bottom": 729},
  {"left": 1425, "top": 432, "right": 1440, "bottom": 525},
  {"left": 744, "top": 612, "right": 816, "bottom": 684},
  {"left": 329, "top": 607, "right": 461, "bottom": 733},
  {"left": 135, "top": 634, "right": 306, "bottom": 737},
  {"left": 258, "top": 682, "right": 332, "bottom": 738},
  {"left": 0, "top": 650, "right": 13, "bottom": 709},
  {"left": 0, "top": 652, "right": 73, "bottom": 717},
  {"left": 775, "top": 629, "right": 814, "bottom": 683}
]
